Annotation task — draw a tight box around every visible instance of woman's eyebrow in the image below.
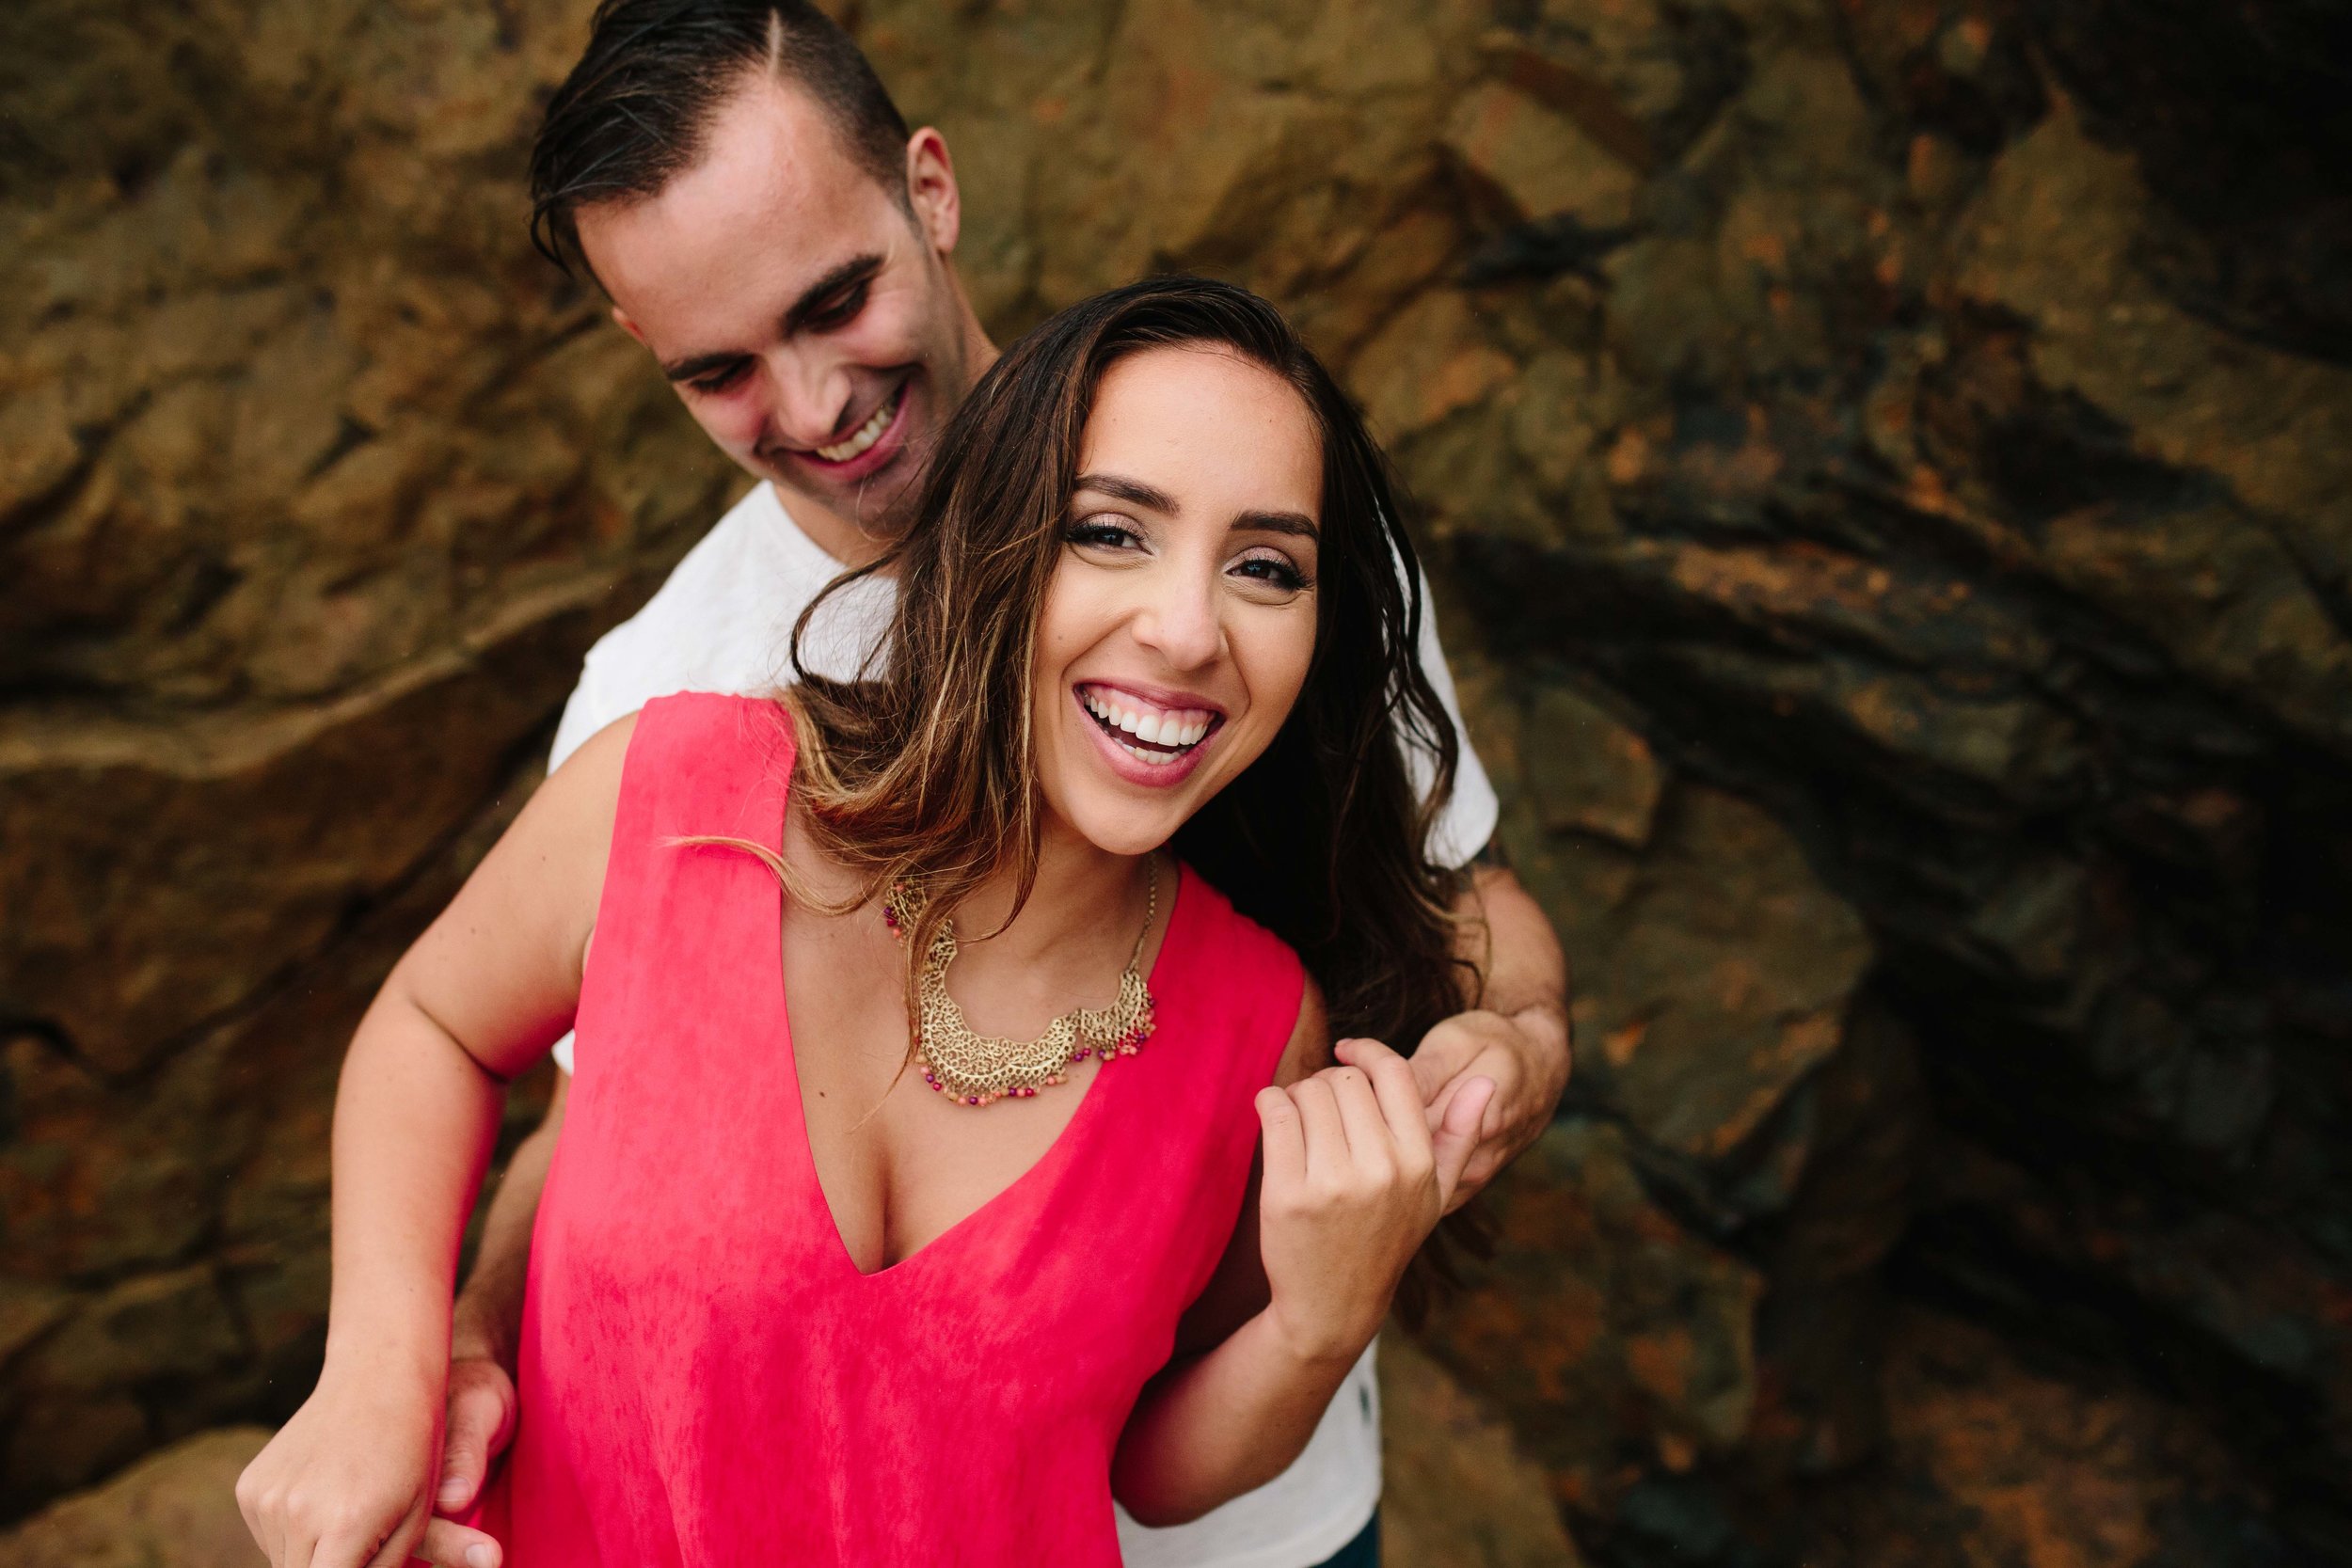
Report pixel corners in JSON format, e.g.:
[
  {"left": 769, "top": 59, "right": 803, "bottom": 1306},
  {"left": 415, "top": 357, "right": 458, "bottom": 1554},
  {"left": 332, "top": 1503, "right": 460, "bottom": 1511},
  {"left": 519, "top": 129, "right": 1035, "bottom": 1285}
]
[
  {"left": 1232, "top": 510, "right": 1319, "bottom": 540},
  {"left": 1073, "top": 472, "right": 1176, "bottom": 512}
]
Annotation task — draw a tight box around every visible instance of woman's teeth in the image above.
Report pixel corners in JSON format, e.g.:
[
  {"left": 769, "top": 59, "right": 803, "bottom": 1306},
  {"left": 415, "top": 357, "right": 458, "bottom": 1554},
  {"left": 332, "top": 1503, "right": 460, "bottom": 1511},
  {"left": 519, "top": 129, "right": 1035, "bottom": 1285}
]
[
  {"left": 815, "top": 386, "right": 902, "bottom": 463},
  {"left": 1081, "top": 688, "right": 1216, "bottom": 767}
]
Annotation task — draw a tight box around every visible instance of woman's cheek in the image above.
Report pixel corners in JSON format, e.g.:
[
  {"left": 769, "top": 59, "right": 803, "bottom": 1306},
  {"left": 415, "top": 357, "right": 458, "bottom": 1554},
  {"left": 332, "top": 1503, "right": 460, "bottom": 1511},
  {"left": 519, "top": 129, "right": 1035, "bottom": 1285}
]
[{"left": 1253, "top": 604, "right": 1318, "bottom": 720}]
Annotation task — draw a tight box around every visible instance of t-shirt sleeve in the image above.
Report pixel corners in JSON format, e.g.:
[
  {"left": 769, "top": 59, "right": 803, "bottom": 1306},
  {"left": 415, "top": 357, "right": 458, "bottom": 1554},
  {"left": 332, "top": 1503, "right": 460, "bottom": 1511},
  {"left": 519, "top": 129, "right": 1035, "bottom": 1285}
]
[
  {"left": 547, "top": 655, "right": 612, "bottom": 777},
  {"left": 1405, "top": 562, "right": 1501, "bottom": 870}
]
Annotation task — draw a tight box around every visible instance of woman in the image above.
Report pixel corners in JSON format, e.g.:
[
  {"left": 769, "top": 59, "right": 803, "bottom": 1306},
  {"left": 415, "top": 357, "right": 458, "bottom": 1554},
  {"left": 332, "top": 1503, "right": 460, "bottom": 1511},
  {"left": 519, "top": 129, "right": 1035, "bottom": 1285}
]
[{"left": 235, "top": 277, "right": 1493, "bottom": 1566}]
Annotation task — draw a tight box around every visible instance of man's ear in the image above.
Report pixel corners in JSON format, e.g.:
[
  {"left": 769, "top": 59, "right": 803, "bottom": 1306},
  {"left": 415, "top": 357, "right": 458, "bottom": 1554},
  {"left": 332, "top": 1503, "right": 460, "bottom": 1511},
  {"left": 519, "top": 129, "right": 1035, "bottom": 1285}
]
[
  {"left": 612, "top": 306, "right": 649, "bottom": 347},
  {"left": 904, "top": 126, "right": 961, "bottom": 256}
]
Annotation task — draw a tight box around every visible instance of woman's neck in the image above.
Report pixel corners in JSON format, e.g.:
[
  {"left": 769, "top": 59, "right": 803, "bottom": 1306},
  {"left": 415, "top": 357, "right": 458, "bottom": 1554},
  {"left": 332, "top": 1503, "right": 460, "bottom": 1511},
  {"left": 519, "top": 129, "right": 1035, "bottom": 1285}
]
[{"left": 953, "top": 818, "right": 1153, "bottom": 968}]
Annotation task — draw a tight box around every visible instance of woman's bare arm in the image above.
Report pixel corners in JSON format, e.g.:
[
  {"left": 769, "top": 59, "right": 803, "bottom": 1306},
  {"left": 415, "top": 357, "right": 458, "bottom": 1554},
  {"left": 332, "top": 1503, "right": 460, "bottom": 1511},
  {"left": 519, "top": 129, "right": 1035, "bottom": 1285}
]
[
  {"left": 236, "top": 715, "right": 635, "bottom": 1568},
  {"left": 1111, "top": 988, "right": 1491, "bottom": 1526}
]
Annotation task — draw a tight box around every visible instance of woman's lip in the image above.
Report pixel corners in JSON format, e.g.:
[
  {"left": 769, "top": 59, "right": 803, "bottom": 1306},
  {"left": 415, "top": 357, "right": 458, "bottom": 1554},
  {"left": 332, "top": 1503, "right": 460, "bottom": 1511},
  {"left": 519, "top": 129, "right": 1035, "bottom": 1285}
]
[
  {"left": 1072, "top": 687, "right": 1218, "bottom": 789},
  {"left": 793, "top": 379, "right": 912, "bottom": 483},
  {"left": 1075, "top": 677, "right": 1228, "bottom": 719}
]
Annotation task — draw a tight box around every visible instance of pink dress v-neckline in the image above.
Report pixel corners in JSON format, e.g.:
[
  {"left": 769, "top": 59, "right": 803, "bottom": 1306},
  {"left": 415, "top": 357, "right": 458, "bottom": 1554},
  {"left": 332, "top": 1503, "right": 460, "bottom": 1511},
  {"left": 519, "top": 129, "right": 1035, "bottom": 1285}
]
[
  {"left": 764, "top": 835, "right": 1192, "bottom": 1282},
  {"left": 481, "top": 693, "right": 1306, "bottom": 1566}
]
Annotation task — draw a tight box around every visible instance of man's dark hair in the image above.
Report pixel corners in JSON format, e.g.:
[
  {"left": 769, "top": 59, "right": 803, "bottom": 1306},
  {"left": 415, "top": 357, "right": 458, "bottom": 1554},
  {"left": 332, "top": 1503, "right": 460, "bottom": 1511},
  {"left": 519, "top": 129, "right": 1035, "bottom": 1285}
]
[{"left": 529, "top": 0, "right": 913, "bottom": 277}]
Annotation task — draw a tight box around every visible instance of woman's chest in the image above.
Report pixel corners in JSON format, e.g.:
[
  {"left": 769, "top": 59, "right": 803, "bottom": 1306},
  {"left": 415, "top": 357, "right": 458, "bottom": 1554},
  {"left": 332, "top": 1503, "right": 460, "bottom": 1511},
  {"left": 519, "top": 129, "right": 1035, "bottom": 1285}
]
[
  {"left": 787, "top": 992, "right": 1109, "bottom": 1274},
  {"left": 538, "top": 1047, "right": 1193, "bottom": 1395}
]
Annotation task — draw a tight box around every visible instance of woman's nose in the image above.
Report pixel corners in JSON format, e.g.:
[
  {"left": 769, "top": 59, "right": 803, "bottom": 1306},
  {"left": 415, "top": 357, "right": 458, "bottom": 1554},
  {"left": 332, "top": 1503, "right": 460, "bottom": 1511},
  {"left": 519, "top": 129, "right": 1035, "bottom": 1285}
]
[{"left": 1131, "top": 571, "right": 1224, "bottom": 671}]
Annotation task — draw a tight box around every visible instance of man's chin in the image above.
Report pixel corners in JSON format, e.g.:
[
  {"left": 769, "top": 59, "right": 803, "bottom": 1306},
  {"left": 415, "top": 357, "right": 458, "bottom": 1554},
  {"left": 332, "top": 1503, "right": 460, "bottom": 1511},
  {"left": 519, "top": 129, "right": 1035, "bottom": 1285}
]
[{"left": 764, "top": 452, "right": 923, "bottom": 539}]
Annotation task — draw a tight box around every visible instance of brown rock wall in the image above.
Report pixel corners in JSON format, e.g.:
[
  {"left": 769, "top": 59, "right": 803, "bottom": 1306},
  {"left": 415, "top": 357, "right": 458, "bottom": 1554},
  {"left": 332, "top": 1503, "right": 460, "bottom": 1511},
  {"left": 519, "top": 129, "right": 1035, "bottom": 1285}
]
[
  {"left": 5, "top": 0, "right": 2349, "bottom": 1560},
  {"left": 1, "top": 0, "right": 729, "bottom": 1517}
]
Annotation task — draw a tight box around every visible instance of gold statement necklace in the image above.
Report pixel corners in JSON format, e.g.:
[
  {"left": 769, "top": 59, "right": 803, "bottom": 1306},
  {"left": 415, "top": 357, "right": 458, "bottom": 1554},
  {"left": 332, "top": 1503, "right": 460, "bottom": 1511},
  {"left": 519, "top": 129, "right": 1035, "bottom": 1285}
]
[{"left": 882, "top": 859, "right": 1159, "bottom": 1108}]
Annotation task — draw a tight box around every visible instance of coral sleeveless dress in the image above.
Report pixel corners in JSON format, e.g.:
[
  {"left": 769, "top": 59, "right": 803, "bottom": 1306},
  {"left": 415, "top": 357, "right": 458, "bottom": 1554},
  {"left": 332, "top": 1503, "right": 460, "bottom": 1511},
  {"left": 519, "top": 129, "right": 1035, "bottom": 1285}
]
[{"left": 480, "top": 693, "right": 1304, "bottom": 1566}]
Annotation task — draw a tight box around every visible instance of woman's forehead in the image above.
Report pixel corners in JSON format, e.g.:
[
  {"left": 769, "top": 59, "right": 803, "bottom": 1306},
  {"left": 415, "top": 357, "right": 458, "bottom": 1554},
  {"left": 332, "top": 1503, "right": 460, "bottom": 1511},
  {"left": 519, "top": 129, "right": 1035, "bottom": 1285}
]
[{"left": 1076, "top": 347, "right": 1322, "bottom": 519}]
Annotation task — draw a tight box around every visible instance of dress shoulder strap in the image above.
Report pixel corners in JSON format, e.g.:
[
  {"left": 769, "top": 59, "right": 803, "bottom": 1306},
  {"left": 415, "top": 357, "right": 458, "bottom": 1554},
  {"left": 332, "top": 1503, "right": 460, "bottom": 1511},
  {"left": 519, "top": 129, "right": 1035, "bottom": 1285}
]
[
  {"left": 575, "top": 694, "right": 795, "bottom": 1081},
  {"left": 1146, "top": 866, "right": 1308, "bottom": 1100},
  {"left": 609, "top": 691, "right": 797, "bottom": 851}
]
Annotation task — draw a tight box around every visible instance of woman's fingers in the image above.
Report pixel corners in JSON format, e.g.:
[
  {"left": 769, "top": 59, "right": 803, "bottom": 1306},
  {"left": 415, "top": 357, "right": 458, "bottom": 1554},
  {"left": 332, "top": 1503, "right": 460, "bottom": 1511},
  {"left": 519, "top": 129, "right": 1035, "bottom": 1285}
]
[
  {"left": 1323, "top": 1064, "right": 1392, "bottom": 1175},
  {"left": 355, "top": 1495, "right": 430, "bottom": 1568},
  {"left": 1431, "top": 1074, "right": 1498, "bottom": 1212},
  {"left": 233, "top": 1462, "right": 281, "bottom": 1566},
  {"left": 278, "top": 1518, "right": 321, "bottom": 1568},
  {"left": 359, "top": 1504, "right": 439, "bottom": 1568},
  {"left": 1287, "top": 1073, "right": 1349, "bottom": 1171},
  {"left": 313, "top": 1513, "right": 389, "bottom": 1568},
  {"left": 1255, "top": 1086, "right": 1307, "bottom": 1194},
  {"left": 1335, "top": 1037, "right": 1435, "bottom": 1170}
]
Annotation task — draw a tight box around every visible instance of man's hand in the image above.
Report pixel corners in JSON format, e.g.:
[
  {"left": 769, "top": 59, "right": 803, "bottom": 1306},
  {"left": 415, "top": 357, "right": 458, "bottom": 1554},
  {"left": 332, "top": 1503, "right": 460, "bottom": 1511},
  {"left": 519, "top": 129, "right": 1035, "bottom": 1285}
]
[
  {"left": 1411, "top": 854, "right": 1572, "bottom": 1210},
  {"left": 411, "top": 1073, "right": 566, "bottom": 1567},
  {"left": 1409, "top": 1005, "right": 1569, "bottom": 1210},
  {"left": 412, "top": 1355, "right": 517, "bottom": 1568}
]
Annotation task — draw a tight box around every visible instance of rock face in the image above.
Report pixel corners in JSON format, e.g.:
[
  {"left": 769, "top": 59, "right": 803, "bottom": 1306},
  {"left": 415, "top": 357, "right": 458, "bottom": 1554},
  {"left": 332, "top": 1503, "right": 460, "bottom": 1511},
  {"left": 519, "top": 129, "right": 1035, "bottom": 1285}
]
[
  {"left": 5, "top": 0, "right": 2349, "bottom": 1560},
  {"left": 1381, "top": 1336, "right": 1589, "bottom": 1567},
  {"left": 0, "top": 1427, "right": 270, "bottom": 1568}
]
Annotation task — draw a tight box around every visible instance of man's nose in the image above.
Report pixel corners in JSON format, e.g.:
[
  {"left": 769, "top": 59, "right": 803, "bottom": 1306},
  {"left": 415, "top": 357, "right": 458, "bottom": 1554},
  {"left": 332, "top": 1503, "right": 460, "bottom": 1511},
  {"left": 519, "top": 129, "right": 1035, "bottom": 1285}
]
[{"left": 763, "top": 352, "right": 854, "bottom": 450}]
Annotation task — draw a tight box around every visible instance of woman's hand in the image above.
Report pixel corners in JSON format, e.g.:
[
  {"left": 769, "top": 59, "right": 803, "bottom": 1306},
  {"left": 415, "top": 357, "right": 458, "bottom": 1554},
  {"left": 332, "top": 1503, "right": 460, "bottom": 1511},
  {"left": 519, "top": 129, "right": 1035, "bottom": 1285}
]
[
  {"left": 1251, "top": 1037, "right": 1493, "bottom": 1364},
  {"left": 235, "top": 1364, "right": 444, "bottom": 1568}
]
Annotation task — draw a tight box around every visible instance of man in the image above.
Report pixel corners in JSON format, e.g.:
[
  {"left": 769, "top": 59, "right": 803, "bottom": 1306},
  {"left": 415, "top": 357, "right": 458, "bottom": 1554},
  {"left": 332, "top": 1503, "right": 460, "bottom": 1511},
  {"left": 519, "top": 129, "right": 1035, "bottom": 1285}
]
[{"left": 419, "top": 5, "right": 1569, "bottom": 1566}]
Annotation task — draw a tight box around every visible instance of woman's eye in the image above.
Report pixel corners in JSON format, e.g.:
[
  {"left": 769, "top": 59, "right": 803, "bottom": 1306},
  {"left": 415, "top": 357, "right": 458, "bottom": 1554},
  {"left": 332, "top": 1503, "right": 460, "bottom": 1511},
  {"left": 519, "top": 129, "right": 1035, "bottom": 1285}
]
[
  {"left": 1232, "top": 552, "right": 1311, "bottom": 593},
  {"left": 1065, "top": 518, "right": 1142, "bottom": 551}
]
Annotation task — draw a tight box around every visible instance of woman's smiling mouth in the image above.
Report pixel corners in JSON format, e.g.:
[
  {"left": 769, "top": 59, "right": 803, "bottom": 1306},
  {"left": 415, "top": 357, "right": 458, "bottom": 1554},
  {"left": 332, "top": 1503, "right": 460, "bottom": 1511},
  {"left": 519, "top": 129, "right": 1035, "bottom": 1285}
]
[{"left": 1076, "top": 683, "right": 1223, "bottom": 768}]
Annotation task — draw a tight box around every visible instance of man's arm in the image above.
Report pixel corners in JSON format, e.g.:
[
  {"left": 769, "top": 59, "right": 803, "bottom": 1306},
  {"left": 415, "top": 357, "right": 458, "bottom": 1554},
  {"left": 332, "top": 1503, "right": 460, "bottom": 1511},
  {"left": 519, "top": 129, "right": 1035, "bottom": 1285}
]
[
  {"left": 409, "top": 1074, "right": 566, "bottom": 1568},
  {"left": 1411, "top": 848, "right": 1572, "bottom": 1209},
  {"left": 451, "top": 1072, "right": 566, "bottom": 1372}
]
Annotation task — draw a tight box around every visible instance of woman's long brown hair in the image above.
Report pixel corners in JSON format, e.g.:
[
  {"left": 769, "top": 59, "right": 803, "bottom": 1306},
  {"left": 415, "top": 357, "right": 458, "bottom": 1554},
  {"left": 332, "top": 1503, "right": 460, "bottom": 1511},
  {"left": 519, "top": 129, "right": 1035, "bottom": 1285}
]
[{"left": 783, "top": 277, "right": 1476, "bottom": 1079}]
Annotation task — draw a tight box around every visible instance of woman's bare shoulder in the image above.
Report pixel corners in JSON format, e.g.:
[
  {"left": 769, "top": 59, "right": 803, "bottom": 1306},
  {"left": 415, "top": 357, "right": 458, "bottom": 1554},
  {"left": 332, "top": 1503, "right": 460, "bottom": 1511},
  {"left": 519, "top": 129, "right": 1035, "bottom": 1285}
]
[
  {"left": 547, "top": 708, "right": 641, "bottom": 794},
  {"left": 527, "top": 709, "right": 642, "bottom": 906},
  {"left": 461, "top": 710, "right": 640, "bottom": 945}
]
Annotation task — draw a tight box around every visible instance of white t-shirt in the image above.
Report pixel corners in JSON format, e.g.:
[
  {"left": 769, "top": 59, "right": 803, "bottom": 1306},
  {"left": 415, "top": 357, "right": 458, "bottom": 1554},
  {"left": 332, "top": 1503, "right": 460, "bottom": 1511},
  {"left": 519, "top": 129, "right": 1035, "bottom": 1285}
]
[{"left": 546, "top": 481, "right": 1499, "bottom": 1567}]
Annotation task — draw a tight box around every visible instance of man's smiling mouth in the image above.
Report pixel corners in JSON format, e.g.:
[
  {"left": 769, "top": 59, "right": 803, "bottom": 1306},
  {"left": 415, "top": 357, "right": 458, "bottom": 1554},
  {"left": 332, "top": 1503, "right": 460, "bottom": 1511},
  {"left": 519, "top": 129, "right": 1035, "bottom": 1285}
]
[{"left": 812, "top": 382, "right": 906, "bottom": 464}]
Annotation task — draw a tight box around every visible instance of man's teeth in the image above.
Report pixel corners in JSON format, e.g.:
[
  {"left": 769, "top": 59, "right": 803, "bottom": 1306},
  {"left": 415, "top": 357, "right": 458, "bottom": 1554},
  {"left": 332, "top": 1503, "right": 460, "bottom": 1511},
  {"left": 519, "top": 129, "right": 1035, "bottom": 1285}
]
[
  {"left": 1081, "top": 689, "right": 1215, "bottom": 765},
  {"left": 814, "top": 387, "right": 900, "bottom": 463}
]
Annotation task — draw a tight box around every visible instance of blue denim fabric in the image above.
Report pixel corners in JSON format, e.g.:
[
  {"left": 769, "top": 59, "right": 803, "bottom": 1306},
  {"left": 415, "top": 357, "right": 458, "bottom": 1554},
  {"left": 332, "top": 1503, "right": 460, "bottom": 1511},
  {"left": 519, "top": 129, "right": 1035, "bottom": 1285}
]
[{"left": 1314, "top": 1512, "right": 1380, "bottom": 1568}]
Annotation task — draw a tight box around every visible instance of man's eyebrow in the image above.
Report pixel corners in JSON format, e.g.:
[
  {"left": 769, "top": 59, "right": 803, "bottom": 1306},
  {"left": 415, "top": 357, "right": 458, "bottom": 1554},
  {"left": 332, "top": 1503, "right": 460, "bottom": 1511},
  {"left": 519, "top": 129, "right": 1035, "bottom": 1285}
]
[
  {"left": 657, "top": 253, "right": 886, "bottom": 382},
  {"left": 660, "top": 349, "right": 747, "bottom": 384},
  {"left": 1073, "top": 472, "right": 1178, "bottom": 512}
]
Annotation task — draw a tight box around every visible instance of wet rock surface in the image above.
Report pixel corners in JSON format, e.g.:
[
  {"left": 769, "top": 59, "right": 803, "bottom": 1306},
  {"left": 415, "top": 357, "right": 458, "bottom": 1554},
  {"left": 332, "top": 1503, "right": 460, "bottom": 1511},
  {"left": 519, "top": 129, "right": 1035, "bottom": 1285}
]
[{"left": 5, "top": 0, "right": 2349, "bottom": 1560}]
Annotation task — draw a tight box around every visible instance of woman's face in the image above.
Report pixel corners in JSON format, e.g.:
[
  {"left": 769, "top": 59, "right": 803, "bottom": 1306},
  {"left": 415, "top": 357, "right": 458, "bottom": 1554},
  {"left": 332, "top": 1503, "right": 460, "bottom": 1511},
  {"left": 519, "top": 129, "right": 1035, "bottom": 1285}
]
[{"left": 1033, "top": 344, "right": 1324, "bottom": 858}]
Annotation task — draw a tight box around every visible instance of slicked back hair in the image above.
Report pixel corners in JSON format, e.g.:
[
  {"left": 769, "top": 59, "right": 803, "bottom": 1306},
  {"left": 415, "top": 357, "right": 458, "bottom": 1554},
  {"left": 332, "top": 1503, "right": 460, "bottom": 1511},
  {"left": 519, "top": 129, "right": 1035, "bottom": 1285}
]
[{"left": 529, "top": 0, "right": 913, "bottom": 277}]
